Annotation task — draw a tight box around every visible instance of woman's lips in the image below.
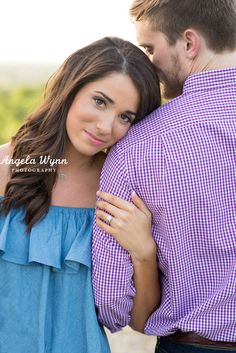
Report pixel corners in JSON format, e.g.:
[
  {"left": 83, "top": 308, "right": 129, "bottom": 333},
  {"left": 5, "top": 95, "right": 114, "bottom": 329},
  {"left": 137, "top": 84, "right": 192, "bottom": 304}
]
[{"left": 84, "top": 130, "right": 105, "bottom": 146}]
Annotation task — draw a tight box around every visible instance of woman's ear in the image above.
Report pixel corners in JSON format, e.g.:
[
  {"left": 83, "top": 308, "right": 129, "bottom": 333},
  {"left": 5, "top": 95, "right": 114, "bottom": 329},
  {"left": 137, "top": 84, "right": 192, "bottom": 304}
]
[{"left": 182, "top": 28, "right": 201, "bottom": 60}]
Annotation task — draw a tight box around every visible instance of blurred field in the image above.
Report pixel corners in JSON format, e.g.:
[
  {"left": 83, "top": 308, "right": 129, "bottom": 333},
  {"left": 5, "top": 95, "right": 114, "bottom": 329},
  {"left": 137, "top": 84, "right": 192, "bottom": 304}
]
[
  {"left": 0, "top": 85, "right": 44, "bottom": 144},
  {"left": 106, "top": 327, "right": 157, "bottom": 353},
  {"left": 0, "top": 63, "right": 56, "bottom": 144}
]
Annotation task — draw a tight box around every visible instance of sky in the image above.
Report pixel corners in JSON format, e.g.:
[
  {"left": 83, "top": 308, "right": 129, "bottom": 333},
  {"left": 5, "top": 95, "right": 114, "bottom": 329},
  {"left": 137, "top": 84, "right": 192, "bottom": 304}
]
[{"left": 0, "top": 0, "right": 136, "bottom": 64}]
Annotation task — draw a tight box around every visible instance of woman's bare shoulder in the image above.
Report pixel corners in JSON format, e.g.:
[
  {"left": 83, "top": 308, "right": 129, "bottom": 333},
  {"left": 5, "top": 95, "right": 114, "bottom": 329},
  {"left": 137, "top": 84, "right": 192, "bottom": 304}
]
[
  {"left": 0, "top": 143, "right": 12, "bottom": 196},
  {"left": 0, "top": 142, "right": 12, "bottom": 156}
]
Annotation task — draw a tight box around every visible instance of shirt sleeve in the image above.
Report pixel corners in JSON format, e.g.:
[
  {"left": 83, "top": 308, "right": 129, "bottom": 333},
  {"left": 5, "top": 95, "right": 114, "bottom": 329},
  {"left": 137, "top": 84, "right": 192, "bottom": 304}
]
[{"left": 92, "top": 144, "right": 135, "bottom": 332}]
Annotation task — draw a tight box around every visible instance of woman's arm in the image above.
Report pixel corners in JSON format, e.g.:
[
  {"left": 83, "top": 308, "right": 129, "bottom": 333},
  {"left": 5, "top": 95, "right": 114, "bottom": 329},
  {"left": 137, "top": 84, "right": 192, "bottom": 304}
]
[
  {"left": 96, "top": 190, "right": 160, "bottom": 333},
  {"left": 129, "top": 237, "right": 160, "bottom": 332}
]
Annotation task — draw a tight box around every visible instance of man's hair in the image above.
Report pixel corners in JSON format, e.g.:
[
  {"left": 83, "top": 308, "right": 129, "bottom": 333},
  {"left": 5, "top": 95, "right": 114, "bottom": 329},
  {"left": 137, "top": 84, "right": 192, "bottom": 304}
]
[{"left": 130, "top": 0, "right": 236, "bottom": 52}]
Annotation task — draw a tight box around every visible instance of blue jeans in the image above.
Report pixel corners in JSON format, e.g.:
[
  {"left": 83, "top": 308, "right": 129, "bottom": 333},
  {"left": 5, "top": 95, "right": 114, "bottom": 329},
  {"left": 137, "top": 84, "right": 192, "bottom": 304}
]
[{"left": 155, "top": 339, "right": 236, "bottom": 353}]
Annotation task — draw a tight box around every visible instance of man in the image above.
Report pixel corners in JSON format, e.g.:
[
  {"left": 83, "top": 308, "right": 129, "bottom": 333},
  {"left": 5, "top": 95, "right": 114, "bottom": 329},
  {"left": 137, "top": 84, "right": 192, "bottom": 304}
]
[{"left": 92, "top": 0, "right": 236, "bottom": 351}]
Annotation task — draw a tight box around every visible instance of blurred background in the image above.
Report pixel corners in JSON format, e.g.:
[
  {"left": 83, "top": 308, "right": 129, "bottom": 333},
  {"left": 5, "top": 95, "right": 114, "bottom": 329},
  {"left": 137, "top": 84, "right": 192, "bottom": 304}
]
[{"left": 0, "top": 0, "right": 157, "bottom": 352}]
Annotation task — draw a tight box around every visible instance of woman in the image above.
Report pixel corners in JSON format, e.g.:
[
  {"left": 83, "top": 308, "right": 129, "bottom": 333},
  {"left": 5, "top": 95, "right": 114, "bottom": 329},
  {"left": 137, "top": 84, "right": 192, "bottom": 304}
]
[{"left": 0, "top": 37, "right": 161, "bottom": 352}]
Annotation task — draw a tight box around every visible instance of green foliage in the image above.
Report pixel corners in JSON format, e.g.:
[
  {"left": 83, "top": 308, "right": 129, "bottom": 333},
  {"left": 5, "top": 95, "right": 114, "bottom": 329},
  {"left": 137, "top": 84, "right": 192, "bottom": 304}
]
[{"left": 0, "top": 86, "right": 44, "bottom": 144}]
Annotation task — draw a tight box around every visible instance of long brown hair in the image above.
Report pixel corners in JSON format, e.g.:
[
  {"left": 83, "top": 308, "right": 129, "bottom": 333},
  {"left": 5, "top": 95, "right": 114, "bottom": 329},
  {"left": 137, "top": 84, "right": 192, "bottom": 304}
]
[
  {"left": 130, "top": 0, "right": 236, "bottom": 52},
  {"left": 1, "top": 37, "right": 161, "bottom": 232}
]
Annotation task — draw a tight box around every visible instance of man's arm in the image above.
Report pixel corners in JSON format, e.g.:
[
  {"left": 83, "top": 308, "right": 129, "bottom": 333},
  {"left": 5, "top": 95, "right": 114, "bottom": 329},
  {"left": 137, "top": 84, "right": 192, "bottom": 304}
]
[{"left": 92, "top": 145, "right": 135, "bottom": 332}]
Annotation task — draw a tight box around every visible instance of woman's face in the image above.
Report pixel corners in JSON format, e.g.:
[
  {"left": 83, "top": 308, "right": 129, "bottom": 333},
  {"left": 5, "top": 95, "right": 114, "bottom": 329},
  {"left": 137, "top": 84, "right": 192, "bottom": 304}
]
[{"left": 66, "top": 72, "right": 139, "bottom": 156}]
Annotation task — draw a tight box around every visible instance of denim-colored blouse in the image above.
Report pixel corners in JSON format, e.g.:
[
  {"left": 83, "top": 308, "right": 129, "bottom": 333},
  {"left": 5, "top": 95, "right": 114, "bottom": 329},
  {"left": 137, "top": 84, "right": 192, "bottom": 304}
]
[{"left": 0, "top": 199, "right": 110, "bottom": 353}]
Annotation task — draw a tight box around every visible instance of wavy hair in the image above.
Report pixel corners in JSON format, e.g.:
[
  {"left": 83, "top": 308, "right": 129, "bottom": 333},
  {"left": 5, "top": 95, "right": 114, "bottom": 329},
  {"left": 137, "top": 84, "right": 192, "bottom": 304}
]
[{"left": 1, "top": 37, "right": 161, "bottom": 232}]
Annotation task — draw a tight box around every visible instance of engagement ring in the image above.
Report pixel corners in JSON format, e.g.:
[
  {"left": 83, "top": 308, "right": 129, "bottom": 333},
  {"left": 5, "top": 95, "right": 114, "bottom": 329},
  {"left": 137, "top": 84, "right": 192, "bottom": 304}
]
[{"left": 106, "top": 214, "right": 113, "bottom": 226}]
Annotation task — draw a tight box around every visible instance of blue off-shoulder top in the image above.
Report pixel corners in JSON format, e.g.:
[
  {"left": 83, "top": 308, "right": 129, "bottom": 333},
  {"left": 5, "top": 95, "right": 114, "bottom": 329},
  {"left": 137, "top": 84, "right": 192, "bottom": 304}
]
[{"left": 0, "top": 198, "right": 110, "bottom": 353}]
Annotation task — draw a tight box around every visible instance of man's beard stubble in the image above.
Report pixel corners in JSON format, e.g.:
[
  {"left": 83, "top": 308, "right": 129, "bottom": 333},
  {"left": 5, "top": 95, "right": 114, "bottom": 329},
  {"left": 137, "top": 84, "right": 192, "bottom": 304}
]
[
  {"left": 161, "top": 79, "right": 183, "bottom": 100},
  {"left": 157, "top": 54, "right": 184, "bottom": 100}
]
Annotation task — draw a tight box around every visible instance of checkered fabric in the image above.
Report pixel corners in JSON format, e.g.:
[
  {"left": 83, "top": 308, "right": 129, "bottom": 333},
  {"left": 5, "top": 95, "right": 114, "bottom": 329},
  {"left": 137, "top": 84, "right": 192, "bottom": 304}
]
[{"left": 92, "top": 67, "right": 236, "bottom": 341}]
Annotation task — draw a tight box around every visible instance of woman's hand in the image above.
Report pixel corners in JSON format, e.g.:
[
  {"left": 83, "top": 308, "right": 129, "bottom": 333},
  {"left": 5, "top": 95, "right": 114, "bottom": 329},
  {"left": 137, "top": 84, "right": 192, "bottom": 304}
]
[{"left": 95, "top": 190, "right": 156, "bottom": 263}]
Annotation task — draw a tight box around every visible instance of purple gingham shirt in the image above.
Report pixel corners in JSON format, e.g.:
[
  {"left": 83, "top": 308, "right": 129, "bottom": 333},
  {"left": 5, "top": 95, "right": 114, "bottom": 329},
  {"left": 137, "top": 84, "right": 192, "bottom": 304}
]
[{"left": 92, "top": 67, "right": 236, "bottom": 341}]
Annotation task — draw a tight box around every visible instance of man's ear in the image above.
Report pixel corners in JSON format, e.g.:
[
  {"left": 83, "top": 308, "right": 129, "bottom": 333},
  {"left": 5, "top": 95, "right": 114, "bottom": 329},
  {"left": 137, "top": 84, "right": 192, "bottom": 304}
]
[{"left": 182, "top": 29, "right": 201, "bottom": 60}]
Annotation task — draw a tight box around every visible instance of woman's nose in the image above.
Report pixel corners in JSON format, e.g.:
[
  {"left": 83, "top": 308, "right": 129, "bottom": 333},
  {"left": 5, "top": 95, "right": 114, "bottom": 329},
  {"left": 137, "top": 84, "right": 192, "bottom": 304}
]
[{"left": 96, "top": 116, "right": 114, "bottom": 134}]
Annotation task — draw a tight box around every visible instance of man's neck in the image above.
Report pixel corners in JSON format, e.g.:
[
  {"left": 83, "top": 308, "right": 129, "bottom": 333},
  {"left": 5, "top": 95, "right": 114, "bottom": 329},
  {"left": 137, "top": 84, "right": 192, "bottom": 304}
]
[{"left": 190, "top": 49, "right": 236, "bottom": 75}]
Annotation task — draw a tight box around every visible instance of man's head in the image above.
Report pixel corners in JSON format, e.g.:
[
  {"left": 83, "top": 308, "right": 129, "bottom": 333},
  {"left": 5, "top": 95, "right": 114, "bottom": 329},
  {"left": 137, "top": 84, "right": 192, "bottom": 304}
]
[{"left": 130, "top": 0, "right": 236, "bottom": 99}]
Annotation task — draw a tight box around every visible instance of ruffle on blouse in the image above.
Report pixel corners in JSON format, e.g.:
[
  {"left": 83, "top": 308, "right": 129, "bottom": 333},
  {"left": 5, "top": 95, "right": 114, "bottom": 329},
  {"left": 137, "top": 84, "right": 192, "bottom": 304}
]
[{"left": 0, "top": 203, "right": 94, "bottom": 273}]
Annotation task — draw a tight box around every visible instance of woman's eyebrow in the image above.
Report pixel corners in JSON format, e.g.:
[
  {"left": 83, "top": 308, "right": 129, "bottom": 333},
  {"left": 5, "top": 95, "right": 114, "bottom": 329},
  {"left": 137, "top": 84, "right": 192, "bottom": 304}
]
[
  {"left": 94, "top": 91, "right": 114, "bottom": 104},
  {"left": 95, "top": 90, "right": 137, "bottom": 117},
  {"left": 126, "top": 110, "right": 137, "bottom": 118}
]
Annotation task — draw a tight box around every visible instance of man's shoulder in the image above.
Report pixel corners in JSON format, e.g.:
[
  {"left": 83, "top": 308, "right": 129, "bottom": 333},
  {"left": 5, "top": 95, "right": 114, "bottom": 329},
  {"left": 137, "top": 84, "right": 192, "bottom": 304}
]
[{"left": 115, "top": 96, "right": 186, "bottom": 151}]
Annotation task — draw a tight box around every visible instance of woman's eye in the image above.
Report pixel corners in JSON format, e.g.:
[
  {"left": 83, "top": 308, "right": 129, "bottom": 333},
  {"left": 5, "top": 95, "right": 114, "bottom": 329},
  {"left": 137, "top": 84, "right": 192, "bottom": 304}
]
[
  {"left": 120, "top": 114, "right": 132, "bottom": 124},
  {"left": 144, "top": 47, "right": 153, "bottom": 55},
  {"left": 94, "top": 97, "right": 106, "bottom": 107}
]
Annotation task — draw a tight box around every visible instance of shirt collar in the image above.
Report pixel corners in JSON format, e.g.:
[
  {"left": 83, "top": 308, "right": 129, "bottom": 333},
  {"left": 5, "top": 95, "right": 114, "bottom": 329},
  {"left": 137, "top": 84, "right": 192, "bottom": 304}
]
[{"left": 183, "top": 66, "right": 236, "bottom": 94}]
